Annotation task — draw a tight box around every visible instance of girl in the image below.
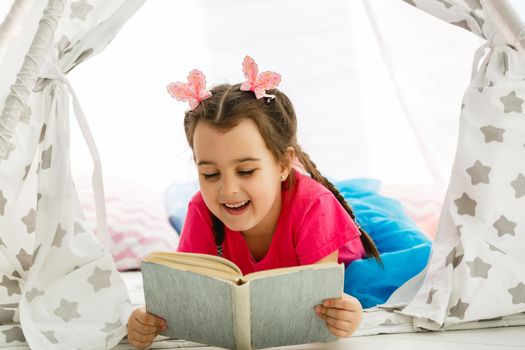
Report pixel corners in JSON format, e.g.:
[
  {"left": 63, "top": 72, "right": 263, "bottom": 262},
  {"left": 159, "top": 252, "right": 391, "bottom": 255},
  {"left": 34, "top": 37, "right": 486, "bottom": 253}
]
[{"left": 127, "top": 56, "right": 381, "bottom": 349}]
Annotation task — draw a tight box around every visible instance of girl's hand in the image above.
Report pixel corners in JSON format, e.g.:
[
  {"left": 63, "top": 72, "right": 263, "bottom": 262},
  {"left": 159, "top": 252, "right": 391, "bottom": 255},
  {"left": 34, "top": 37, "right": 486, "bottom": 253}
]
[
  {"left": 127, "top": 306, "right": 167, "bottom": 349},
  {"left": 314, "top": 294, "right": 362, "bottom": 338}
]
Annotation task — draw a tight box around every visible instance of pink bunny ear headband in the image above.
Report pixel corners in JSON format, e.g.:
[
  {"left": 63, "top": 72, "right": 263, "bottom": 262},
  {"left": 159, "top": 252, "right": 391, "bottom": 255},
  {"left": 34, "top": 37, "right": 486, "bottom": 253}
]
[{"left": 167, "top": 56, "right": 281, "bottom": 110}]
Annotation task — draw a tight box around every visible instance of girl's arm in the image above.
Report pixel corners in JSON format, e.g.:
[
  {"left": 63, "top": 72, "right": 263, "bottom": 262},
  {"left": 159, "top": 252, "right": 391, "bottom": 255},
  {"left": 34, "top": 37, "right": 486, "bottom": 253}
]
[{"left": 314, "top": 250, "right": 363, "bottom": 338}]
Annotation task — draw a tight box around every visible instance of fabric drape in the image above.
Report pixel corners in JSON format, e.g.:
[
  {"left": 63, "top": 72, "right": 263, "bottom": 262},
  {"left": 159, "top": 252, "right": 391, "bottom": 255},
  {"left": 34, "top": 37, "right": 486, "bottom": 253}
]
[{"left": 0, "top": 0, "right": 145, "bottom": 348}]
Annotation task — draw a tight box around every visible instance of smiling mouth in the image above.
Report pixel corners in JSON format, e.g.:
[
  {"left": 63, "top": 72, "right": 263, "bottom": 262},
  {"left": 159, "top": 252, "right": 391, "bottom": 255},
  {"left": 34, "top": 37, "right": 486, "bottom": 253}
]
[{"left": 222, "top": 200, "right": 250, "bottom": 210}]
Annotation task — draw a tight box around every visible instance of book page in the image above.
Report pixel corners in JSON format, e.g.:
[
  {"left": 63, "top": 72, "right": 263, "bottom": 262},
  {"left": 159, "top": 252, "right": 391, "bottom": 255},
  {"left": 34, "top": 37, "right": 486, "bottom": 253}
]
[
  {"left": 243, "top": 262, "right": 339, "bottom": 282},
  {"left": 144, "top": 251, "right": 242, "bottom": 278},
  {"left": 249, "top": 264, "right": 343, "bottom": 349}
]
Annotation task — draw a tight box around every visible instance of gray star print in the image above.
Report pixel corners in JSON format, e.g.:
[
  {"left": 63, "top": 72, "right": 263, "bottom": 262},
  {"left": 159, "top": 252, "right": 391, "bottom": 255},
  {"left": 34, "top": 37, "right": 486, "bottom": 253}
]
[
  {"left": 465, "top": 0, "right": 482, "bottom": 10},
  {"left": 466, "top": 257, "right": 491, "bottom": 278},
  {"left": 26, "top": 287, "right": 45, "bottom": 302},
  {"left": 41, "top": 330, "right": 59, "bottom": 344},
  {"left": 466, "top": 160, "right": 491, "bottom": 185},
  {"left": 0, "top": 275, "right": 21, "bottom": 296},
  {"left": 508, "top": 282, "right": 525, "bottom": 304},
  {"left": 87, "top": 267, "right": 112, "bottom": 292},
  {"left": 56, "top": 35, "right": 71, "bottom": 59},
  {"left": 70, "top": 0, "right": 93, "bottom": 21},
  {"left": 0, "top": 307, "right": 15, "bottom": 322},
  {"left": 2, "top": 326, "right": 25, "bottom": 343},
  {"left": 510, "top": 173, "right": 525, "bottom": 198},
  {"left": 500, "top": 91, "right": 523, "bottom": 113},
  {"left": 74, "top": 221, "right": 86, "bottom": 235},
  {"left": 41, "top": 145, "right": 52, "bottom": 169},
  {"left": 437, "top": 0, "right": 452, "bottom": 9},
  {"left": 16, "top": 248, "right": 33, "bottom": 271},
  {"left": 21, "top": 208, "right": 36, "bottom": 233},
  {"left": 449, "top": 298, "right": 469, "bottom": 320},
  {"left": 23, "top": 164, "right": 31, "bottom": 181},
  {"left": 426, "top": 287, "right": 438, "bottom": 304},
  {"left": 32, "top": 245, "right": 41, "bottom": 265},
  {"left": 101, "top": 319, "right": 123, "bottom": 333},
  {"left": 454, "top": 192, "right": 477, "bottom": 216},
  {"left": 480, "top": 125, "right": 505, "bottom": 143},
  {"left": 0, "top": 190, "right": 6, "bottom": 215},
  {"left": 452, "top": 20, "right": 470, "bottom": 31},
  {"left": 493, "top": 215, "right": 516, "bottom": 236},
  {"left": 39, "top": 124, "right": 47, "bottom": 143},
  {"left": 52, "top": 224, "right": 67, "bottom": 248},
  {"left": 445, "top": 246, "right": 464, "bottom": 268},
  {"left": 485, "top": 241, "right": 506, "bottom": 254},
  {"left": 54, "top": 298, "right": 81, "bottom": 322}
]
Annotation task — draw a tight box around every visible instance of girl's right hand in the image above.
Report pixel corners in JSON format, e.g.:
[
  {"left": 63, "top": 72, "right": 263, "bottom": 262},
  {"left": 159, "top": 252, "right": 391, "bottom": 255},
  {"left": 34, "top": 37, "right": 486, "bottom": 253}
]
[{"left": 127, "top": 306, "right": 167, "bottom": 349}]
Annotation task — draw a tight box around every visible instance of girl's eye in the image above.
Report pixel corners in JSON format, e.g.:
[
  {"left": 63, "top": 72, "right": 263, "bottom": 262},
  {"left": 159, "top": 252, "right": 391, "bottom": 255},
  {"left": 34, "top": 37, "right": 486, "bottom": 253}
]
[
  {"left": 238, "top": 170, "right": 255, "bottom": 176},
  {"left": 202, "top": 173, "right": 219, "bottom": 179}
]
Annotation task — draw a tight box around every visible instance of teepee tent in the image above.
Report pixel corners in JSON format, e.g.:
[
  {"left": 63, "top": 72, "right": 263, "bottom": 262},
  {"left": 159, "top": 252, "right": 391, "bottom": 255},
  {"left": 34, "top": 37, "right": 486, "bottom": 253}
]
[
  {"left": 0, "top": 1, "right": 144, "bottom": 348},
  {"left": 0, "top": 0, "right": 524, "bottom": 348}
]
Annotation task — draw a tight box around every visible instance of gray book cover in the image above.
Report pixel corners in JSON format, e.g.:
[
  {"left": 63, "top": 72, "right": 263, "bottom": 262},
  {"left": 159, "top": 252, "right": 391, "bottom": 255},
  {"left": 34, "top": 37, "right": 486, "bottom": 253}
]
[
  {"left": 249, "top": 267, "right": 342, "bottom": 349},
  {"left": 142, "top": 262, "right": 236, "bottom": 349},
  {"left": 141, "top": 261, "right": 343, "bottom": 350}
]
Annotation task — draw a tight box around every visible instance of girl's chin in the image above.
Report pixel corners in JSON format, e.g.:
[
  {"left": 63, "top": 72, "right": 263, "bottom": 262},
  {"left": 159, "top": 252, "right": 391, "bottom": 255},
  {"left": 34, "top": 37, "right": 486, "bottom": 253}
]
[{"left": 223, "top": 221, "right": 253, "bottom": 232}]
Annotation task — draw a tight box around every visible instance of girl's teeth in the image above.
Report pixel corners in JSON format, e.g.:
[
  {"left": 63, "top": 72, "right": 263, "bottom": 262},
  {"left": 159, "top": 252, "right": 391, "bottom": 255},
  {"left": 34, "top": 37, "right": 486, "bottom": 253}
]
[{"left": 224, "top": 201, "right": 248, "bottom": 208}]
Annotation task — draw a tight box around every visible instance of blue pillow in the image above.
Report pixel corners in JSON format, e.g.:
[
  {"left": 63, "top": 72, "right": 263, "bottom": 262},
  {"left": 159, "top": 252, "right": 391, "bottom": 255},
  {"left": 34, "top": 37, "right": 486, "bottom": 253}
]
[
  {"left": 334, "top": 179, "right": 431, "bottom": 308},
  {"left": 164, "top": 182, "right": 199, "bottom": 233}
]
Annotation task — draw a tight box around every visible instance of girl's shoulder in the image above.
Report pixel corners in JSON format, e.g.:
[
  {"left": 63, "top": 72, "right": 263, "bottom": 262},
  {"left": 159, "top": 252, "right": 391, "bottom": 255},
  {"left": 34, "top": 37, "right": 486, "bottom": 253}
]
[
  {"left": 188, "top": 191, "right": 211, "bottom": 217},
  {"left": 292, "top": 170, "right": 332, "bottom": 200},
  {"left": 286, "top": 171, "right": 334, "bottom": 213}
]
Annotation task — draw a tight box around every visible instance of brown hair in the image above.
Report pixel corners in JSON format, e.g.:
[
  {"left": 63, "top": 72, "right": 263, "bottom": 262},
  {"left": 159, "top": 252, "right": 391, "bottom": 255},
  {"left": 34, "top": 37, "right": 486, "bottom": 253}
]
[{"left": 184, "top": 83, "right": 381, "bottom": 262}]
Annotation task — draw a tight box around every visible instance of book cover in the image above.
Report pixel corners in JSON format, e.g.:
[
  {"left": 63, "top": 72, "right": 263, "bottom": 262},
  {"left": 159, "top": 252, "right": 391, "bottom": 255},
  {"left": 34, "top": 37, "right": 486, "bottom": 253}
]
[{"left": 141, "top": 254, "right": 343, "bottom": 350}]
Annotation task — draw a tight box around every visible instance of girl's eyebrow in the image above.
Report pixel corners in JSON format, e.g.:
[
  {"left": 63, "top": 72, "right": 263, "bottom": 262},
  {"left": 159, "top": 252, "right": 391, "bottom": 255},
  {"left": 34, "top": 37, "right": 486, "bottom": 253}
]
[{"left": 197, "top": 157, "right": 261, "bottom": 166}]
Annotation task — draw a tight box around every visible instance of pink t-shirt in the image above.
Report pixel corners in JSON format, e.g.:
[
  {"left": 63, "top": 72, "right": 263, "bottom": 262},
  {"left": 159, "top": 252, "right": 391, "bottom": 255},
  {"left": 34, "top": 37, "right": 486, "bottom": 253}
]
[{"left": 177, "top": 170, "right": 365, "bottom": 275}]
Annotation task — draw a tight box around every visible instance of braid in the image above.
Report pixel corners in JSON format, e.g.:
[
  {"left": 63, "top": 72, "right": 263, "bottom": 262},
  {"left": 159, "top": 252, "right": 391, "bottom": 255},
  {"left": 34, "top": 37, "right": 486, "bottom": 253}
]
[
  {"left": 211, "top": 214, "right": 225, "bottom": 256},
  {"left": 296, "top": 149, "right": 382, "bottom": 264}
]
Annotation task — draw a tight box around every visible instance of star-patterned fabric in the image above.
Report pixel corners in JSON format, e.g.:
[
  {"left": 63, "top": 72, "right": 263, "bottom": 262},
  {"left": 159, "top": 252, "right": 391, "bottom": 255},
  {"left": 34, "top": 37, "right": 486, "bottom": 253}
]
[
  {"left": 389, "top": 0, "right": 525, "bottom": 331},
  {"left": 0, "top": 0, "right": 145, "bottom": 348}
]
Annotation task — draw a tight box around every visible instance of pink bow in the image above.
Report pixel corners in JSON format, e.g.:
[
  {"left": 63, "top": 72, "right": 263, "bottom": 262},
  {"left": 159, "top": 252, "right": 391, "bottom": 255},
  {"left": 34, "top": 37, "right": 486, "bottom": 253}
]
[
  {"left": 240, "top": 56, "right": 281, "bottom": 99},
  {"left": 167, "top": 69, "right": 212, "bottom": 110}
]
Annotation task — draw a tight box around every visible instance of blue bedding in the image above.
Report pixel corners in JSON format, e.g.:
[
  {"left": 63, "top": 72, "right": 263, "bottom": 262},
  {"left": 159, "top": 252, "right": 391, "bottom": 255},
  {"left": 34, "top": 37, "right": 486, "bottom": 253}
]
[{"left": 335, "top": 179, "right": 431, "bottom": 308}]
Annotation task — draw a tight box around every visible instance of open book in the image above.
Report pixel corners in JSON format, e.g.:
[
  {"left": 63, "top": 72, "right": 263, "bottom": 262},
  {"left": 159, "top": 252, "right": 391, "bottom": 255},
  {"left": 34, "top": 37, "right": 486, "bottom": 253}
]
[{"left": 141, "top": 252, "right": 344, "bottom": 350}]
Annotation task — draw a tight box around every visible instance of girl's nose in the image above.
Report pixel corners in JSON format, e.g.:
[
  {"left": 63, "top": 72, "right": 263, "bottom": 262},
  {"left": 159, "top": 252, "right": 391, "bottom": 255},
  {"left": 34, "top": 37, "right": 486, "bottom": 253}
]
[{"left": 220, "top": 176, "right": 239, "bottom": 196}]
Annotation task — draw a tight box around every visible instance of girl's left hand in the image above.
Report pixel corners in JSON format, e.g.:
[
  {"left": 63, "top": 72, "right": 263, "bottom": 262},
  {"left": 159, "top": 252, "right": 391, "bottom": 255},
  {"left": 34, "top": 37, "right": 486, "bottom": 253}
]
[{"left": 314, "top": 294, "right": 363, "bottom": 338}]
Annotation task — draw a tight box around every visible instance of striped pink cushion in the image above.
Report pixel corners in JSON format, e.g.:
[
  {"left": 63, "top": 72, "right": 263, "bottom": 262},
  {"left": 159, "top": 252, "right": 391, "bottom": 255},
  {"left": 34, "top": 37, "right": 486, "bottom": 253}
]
[
  {"left": 381, "top": 185, "right": 444, "bottom": 240},
  {"left": 75, "top": 176, "right": 179, "bottom": 271}
]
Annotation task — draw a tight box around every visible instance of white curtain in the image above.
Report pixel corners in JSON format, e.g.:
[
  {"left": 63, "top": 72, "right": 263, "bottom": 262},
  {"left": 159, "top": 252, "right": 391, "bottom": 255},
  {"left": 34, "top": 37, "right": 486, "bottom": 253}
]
[
  {"left": 0, "top": 0, "right": 144, "bottom": 348},
  {"left": 65, "top": 0, "right": 481, "bottom": 192},
  {"left": 382, "top": 0, "right": 525, "bottom": 330}
]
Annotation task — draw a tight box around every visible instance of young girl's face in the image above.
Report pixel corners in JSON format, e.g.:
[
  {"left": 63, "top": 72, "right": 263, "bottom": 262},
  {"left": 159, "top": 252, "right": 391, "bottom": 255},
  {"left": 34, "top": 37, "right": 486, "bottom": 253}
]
[{"left": 193, "top": 118, "right": 289, "bottom": 237}]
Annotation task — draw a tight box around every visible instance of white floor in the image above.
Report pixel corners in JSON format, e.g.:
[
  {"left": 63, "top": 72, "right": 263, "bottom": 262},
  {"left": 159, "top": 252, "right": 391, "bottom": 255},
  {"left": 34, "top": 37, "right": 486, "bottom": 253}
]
[
  {"left": 114, "top": 326, "right": 525, "bottom": 349},
  {"left": 332, "top": 326, "right": 525, "bottom": 350}
]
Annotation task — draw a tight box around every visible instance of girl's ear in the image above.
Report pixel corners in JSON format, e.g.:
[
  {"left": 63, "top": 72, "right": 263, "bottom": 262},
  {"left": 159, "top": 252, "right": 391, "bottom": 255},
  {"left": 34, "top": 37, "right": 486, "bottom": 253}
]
[{"left": 280, "top": 147, "right": 296, "bottom": 181}]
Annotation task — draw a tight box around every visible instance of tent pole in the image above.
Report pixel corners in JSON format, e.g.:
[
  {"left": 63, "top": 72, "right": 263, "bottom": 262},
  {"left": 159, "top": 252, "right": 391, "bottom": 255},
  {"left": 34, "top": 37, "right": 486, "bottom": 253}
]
[{"left": 0, "top": 0, "right": 64, "bottom": 158}]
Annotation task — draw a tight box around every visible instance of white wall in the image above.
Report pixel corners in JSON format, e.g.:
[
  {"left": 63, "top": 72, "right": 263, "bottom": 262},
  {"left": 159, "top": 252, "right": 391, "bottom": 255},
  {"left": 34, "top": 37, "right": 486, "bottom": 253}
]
[{"left": 63, "top": 0, "right": 483, "bottom": 192}]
